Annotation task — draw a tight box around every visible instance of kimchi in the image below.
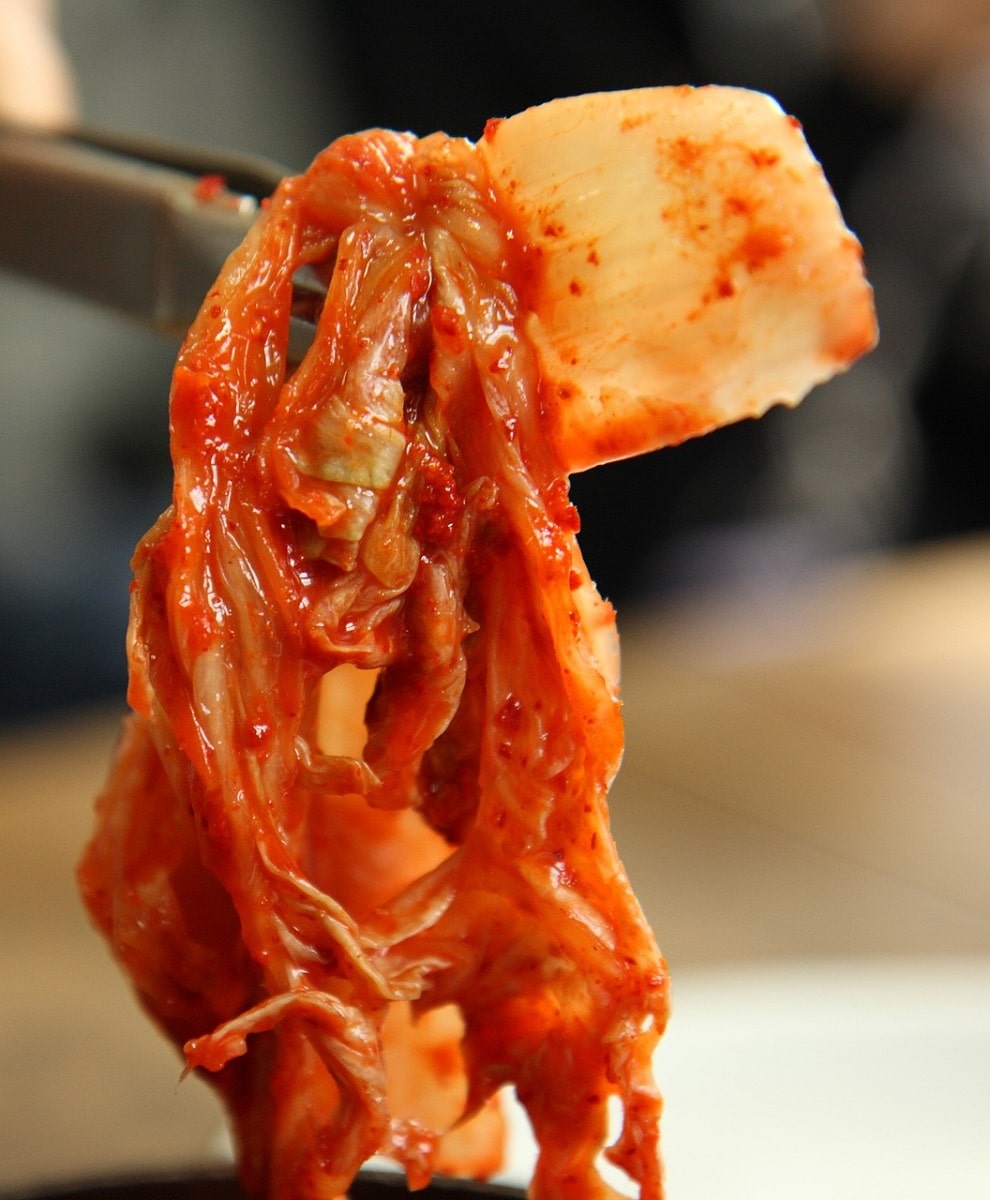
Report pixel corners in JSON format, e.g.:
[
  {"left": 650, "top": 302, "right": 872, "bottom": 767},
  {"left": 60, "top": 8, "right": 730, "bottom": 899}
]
[{"left": 78, "top": 87, "right": 876, "bottom": 1200}]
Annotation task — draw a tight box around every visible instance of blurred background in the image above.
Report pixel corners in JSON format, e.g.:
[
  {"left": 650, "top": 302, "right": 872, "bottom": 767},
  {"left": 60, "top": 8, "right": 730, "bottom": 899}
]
[{"left": 2, "top": 0, "right": 989, "bottom": 723}]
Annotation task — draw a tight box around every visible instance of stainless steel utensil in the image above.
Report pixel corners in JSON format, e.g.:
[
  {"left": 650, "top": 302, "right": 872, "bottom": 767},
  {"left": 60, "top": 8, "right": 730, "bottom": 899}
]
[{"left": 0, "top": 123, "right": 314, "bottom": 353}]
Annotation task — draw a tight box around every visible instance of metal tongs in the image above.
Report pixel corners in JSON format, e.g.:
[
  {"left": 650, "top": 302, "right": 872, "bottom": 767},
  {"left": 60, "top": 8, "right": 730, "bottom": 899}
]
[{"left": 0, "top": 122, "right": 315, "bottom": 352}]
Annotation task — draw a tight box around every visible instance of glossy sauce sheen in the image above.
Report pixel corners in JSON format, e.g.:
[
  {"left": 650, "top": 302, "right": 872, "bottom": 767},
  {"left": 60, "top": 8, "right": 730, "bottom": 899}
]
[
  {"left": 78, "top": 88, "right": 876, "bottom": 1200},
  {"left": 79, "top": 127, "right": 667, "bottom": 1200}
]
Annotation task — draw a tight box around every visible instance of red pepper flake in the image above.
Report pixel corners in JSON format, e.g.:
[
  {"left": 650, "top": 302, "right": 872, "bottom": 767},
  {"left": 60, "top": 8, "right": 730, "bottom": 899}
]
[
  {"left": 430, "top": 304, "right": 466, "bottom": 354},
  {"left": 670, "top": 136, "right": 702, "bottom": 170},
  {"left": 750, "top": 147, "right": 781, "bottom": 168},
  {"left": 482, "top": 116, "right": 504, "bottom": 142},
  {"left": 544, "top": 477, "right": 580, "bottom": 533},
  {"left": 194, "top": 173, "right": 227, "bottom": 203},
  {"left": 412, "top": 444, "right": 464, "bottom": 546},
  {"left": 724, "top": 194, "right": 753, "bottom": 217},
  {"left": 736, "top": 226, "right": 790, "bottom": 272},
  {"left": 495, "top": 695, "right": 523, "bottom": 730}
]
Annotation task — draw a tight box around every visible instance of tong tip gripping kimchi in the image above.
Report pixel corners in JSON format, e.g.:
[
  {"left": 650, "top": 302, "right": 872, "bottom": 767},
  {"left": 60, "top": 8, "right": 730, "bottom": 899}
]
[{"left": 76, "top": 87, "right": 876, "bottom": 1200}]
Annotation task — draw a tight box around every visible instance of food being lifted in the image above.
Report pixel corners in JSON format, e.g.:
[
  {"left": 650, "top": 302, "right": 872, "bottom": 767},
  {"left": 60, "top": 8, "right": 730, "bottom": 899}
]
[{"left": 78, "top": 87, "right": 876, "bottom": 1200}]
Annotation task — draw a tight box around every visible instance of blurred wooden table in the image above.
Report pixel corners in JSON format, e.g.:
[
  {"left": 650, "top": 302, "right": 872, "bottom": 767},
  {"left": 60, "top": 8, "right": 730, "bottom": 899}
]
[
  {"left": 3, "top": 537, "right": 989, "bottom": 1193},
  {"left": 616, "top": 535, "right": 990, "bottom": 965}
]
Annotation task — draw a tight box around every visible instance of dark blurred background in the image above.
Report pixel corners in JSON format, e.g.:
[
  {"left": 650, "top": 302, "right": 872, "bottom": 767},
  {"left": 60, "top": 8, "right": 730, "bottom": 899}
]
[{"left": 2, "top": 0, "right": 988, "bottom": 723}]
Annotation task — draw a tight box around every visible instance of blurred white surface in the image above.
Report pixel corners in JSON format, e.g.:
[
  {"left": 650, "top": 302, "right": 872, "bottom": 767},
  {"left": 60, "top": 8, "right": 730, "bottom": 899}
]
[{"left": 655, "top": 957, "right": 990, "bottom": 1199}]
